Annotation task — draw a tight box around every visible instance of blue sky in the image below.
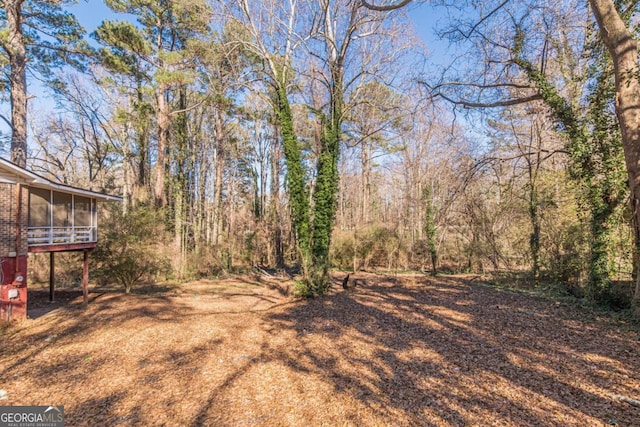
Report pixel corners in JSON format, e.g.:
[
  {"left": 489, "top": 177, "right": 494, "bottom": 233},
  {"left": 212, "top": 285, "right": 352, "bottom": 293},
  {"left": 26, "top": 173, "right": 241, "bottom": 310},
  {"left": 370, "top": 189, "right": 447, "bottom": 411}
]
[
  {"left": 68, "top": 0, "right": 120, "bottom": 33},
  {"left": 408, "top": 2, "right": 451, "bottom": 61},
  {"left": 69, "top": 0, "right": 446, "bottom": 47}
]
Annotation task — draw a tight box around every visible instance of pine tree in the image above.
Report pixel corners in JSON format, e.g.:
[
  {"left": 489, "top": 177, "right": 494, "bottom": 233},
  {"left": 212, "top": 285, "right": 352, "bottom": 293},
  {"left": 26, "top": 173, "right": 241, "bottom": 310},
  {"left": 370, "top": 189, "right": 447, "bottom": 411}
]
[{"left": 0, "top": 0, "right": 88, "bottom": 167}]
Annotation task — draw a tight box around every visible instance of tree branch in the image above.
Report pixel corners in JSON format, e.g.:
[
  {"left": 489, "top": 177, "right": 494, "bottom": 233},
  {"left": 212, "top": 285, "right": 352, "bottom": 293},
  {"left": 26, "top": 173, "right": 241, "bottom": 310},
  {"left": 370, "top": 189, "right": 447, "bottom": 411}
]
[
  {"left": 609, "top": 394, "right": 640, "bottom": 408},
  {"left": 458, "top": 0, "right": 511, "bottom": 39},
  {"left": 425, "top": 80, "right": 537, "bottom": 91},
  {"left": 361, "top": 0, "right": 413, "bottom": 12},
  {"left": 431, "top": 89, "right": 543, "bottom": 108}
]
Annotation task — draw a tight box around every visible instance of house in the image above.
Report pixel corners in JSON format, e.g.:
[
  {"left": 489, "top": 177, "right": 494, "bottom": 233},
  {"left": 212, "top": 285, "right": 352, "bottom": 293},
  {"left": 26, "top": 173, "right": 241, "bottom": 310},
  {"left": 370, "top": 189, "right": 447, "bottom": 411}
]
[{"left": 0, "top": 157, "right": 121, "bottom": 321}]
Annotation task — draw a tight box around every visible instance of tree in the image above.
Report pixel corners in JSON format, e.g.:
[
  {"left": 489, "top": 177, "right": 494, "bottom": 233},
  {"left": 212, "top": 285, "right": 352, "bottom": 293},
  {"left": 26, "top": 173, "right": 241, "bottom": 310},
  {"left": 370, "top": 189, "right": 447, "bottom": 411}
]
[
  {"left": 483, "top": 105, "right": 571, "bottom": 282},
  {"left": 233, "top": 0, "right": 412, "bottom": 294},
  {"left": 230, "top": 0, "right": 316, "bottom": 290},
  {"left": 93, "top": 205, "right": 169, "bottom": 293},
  {"left": 506, "top": 11, "right": 628, "bottom": 299},
  {"left": 0, "top": 0, "right": 87, "bottom": 167},
  {"left": 346, "top": 81, "right": 404, "bottom": 224},
  {"left": 363, "top": 0, "right": 640, "bottom": 308},
  {"left": 423, "top": 184, "right": 438, "bottom": 273},
  {"left": 2, "top": 0, "right": 26, "bottom": 166},
  {"left": 31, "top": 73, "right": 120, "bottom": 192},
  {"left": 302, "top": 0, "right": 415, "bottom": 290},
  {"left": 588, "top": 0, "right": 640, "bottom": 310},
  {"left": 94, "top": 0, "right": 210, "bottom": 207},
  {"left": 369, "top": 0, "right": 637, "bottom": 299}
]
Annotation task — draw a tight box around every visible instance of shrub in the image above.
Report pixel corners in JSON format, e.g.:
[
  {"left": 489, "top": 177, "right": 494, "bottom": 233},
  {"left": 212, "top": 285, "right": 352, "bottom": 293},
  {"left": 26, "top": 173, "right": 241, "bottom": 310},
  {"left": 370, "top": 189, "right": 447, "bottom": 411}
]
[
  {"left": 330, "top": 226, "right": 406, "bottom": 272},
  {"left": 93, "top": 205, "right": 169, "bottom": 293}
]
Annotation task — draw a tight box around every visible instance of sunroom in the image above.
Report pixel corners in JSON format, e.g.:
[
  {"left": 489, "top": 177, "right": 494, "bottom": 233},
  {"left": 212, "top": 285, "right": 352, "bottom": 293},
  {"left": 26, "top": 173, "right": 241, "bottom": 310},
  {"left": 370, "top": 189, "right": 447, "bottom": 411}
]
[
  {"left": 27, "top": 187, "right": 100, "bottom": 251},
  {"left": 0, "top": 157, "right": 121, "bottom": 321}
]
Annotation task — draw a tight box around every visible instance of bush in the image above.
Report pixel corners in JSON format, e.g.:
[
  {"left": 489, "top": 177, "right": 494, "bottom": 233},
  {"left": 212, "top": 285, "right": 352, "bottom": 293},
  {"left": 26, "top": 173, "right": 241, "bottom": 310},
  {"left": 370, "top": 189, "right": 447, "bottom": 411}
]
[
  {"left": 93, "top": 205, "right": 169, "bottom": 293},
  {"left": 330, "top": 230, "right": 356, "bottom": 270},
  {"left": 541, "top": 222, "right": 588, "bottom": 291},
  {"left": 598, "top": 280, "right": 634, "bottom": 310},
  {"left": 330, "top": 226, "right": 407, "bottom": 271}
]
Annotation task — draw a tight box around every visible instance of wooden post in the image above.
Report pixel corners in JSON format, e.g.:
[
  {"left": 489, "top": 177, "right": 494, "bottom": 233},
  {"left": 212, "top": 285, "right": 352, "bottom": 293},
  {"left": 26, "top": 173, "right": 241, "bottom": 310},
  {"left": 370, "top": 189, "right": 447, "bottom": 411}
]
[
  {"left": 49, "top": 252, "right": 55, "bottom": 302},
  {"left": 82, "top": 249, "right": 89, "bottom": 305}
]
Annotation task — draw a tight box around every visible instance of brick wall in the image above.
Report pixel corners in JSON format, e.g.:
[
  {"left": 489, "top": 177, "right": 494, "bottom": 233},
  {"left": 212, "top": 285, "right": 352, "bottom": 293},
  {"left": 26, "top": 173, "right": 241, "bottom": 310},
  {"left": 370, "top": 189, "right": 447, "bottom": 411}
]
[
  {"left": 0, "top": 183, "right": 28, "bottom": 257},
  {"left": 0, "top": 183, "right": 15, "bottom": 257}
]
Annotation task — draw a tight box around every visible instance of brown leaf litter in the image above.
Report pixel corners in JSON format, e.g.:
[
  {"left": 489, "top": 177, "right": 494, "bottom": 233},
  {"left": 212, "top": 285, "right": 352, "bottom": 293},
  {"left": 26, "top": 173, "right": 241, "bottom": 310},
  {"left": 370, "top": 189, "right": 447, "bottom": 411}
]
[{"left": 1, "top": 273, "right": 639, "bottom": 426}]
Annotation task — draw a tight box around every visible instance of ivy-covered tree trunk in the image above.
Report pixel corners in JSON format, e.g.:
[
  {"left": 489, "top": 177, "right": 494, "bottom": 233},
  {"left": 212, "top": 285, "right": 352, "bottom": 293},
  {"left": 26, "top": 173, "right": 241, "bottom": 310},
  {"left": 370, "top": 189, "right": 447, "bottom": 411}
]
[
  {"left": 513, "top": 46, "right": 626, "bottom": 302},
  {"left": 274, "top": 82, "right": 312, "bottom": 282},
  {"left": 270, "top": 125, "right": 285, "bottom": 268},
  {"left": 588, "top": 205, "right": 614, "bottom": 299},
  {"left": 588, "top": 0, "right": 640, "bottom": 311},
  {"left": 310, "top": 107, "right": 341, "bottom": 292},
  {"left": 272, "top": 70, "right": 343, "bottom": 295}
]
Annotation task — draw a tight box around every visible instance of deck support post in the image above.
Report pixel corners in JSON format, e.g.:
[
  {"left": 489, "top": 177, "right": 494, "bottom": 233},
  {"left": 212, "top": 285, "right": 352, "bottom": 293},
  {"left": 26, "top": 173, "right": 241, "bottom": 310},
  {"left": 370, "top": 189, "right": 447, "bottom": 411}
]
[
  {"left": 82, "top": 249, "right": 89, "bottom": 305},
  {"left": 49, "top": 252, "right": 55, "bottom": 302}
]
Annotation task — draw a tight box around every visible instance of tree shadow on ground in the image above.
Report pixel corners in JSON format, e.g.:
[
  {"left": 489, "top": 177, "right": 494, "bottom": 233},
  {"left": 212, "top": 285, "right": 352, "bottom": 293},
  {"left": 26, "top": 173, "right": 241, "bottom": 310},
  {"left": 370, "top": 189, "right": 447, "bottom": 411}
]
[
  {"left": 1, "top": 290, "right": 215, "bottom": 426},
  {"left": 3, "top": 275, "right": 639, "bottom": 426},
  {"left": 1, "top": 293, "right": 192, "bottom": 374},
  {"left": 253, "top": 275, "right": 640, "bottom": 425},
  {"left": 1, "top": 278, "right": 297, "bottom": 426},
  {"left": 27, "top": 289, "right": 86, "bottom": 319}
]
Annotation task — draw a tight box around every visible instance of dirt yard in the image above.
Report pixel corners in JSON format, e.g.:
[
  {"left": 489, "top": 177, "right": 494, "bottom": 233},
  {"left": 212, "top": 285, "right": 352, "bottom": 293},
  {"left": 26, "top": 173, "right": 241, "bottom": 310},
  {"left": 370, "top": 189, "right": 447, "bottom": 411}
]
[{"left": 1, "top": 273, "right": 639, "bottom": 426}]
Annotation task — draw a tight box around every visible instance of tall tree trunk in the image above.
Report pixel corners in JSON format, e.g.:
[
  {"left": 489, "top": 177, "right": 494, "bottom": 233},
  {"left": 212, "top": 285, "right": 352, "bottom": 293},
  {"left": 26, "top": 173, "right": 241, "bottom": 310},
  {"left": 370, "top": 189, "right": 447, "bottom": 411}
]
[
  {"left": 271, "top": 126, "right": 284, "bottom": 267},
  {"left": 424, "top": 185, "right": 438, "bottom": 274},
  {"left": 212, "top": 109, "right": 225, "bottom": 246},
  {"left": 310, "top": 70, "right": 343, "bottom": 290},
  {"left": 526, "top": 125, "right": 543, "bottom": 284},
  {"left": 527, "top": 155, "right": 541, "bottom": 283},
  {"left": 122, "top": 128, "right": 133, "bottom": 215},
  {"left": 6, "top": 0, "right": 27, "bottom": 168},
  {"left": 135, "top": 78, "right": 150, "bottom": 203},
  {"left": 529, "top": 193, "right": 541, "bottom": 282},
  {"left": 173, "top": 87, "right": 189, "bottom": 278},
  {"left": 361, "top": 141, "right": 371, "bottom": 224},
  {"left": 154, "top": 85, "right": 169, "bottom": 207},
  {"left": 588, "top": 0, "right": 640, "bottom": 309},
  {"left": 225, "top": 167, "right": 234, "bottom": 270},
  {"left": 196, "top": 145, "right": 208, "bottom": 252}
]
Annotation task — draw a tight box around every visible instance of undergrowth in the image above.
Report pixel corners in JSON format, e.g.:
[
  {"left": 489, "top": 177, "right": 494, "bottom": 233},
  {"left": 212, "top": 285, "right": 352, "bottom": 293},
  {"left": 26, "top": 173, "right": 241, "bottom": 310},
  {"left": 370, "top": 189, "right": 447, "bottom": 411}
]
[{"left": 478, "top": 271, "right": 640, "bottom": 329}]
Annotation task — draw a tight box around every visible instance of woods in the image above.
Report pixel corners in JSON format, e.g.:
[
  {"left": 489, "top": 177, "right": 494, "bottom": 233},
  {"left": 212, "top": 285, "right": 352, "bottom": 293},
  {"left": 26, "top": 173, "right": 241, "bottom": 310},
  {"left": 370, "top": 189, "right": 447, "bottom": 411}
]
[{"left": 1, "top": 0, "right": 640, "bottom": 310}]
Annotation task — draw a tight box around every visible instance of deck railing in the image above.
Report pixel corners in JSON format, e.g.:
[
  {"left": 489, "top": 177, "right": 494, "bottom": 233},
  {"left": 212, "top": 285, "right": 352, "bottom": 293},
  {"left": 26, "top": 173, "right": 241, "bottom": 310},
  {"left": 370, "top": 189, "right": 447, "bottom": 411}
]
[{"left": 27, "top": 226, "right": 97, "bottom": 247}]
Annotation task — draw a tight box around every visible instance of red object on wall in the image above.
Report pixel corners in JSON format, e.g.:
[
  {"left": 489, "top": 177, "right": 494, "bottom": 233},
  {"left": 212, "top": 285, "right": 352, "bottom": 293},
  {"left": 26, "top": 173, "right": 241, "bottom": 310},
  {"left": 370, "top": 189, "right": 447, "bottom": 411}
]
[{"left": 0, "top": 255, "right": 28, "bottom": 321}]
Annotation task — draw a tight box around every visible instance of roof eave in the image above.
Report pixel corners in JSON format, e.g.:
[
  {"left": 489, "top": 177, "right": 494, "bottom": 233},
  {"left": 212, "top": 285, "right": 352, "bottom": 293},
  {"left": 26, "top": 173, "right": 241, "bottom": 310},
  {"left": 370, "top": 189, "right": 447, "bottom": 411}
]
[{"left": 0, "top": 157, "right": 122, "bottom": 202}]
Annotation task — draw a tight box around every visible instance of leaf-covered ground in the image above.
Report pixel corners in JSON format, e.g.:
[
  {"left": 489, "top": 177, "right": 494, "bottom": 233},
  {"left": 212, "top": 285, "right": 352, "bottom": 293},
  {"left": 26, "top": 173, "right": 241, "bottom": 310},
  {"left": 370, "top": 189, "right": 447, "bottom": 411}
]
[{"left": 1, "top": 273, "right": 639, "bottom": 426}]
